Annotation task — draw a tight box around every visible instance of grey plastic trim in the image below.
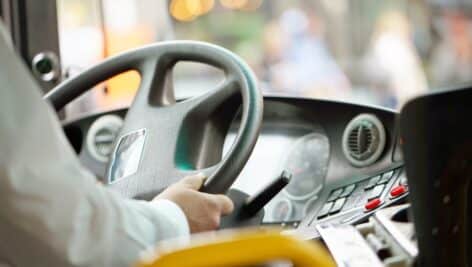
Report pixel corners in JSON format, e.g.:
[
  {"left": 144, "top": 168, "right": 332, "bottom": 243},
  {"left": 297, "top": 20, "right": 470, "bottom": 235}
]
[{"left": 86, "top": 114, "right": 123, "bottom": 163}]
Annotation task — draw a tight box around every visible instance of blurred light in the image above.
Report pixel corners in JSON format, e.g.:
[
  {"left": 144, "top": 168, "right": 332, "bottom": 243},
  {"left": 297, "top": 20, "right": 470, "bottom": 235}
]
[
  {"left": 190, "top": 0, "right": 214, "bottom": 15},
  {"left": 240, "top": 0, "right": 263, "bottom": 11},
  {"left": 220, "top": 0, "right": 247, "bottom": 9},
  {"left": 170, "top": 0, "right": 196, "bottom": 22},
  {"left": 170, "top": 0, "right": 215, "bottom": 22},
  {"left": 321, "top": 0, "right": 347, "bottom": 16}
]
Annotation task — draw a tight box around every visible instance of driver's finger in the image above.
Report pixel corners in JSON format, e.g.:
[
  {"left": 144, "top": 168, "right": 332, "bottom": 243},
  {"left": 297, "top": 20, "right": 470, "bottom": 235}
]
[
  {"left": 213, "top": 194, "right": 234, "bottom": 215},
  {"left": 180, "top": 173, "right": 206, "bottom": 190}
]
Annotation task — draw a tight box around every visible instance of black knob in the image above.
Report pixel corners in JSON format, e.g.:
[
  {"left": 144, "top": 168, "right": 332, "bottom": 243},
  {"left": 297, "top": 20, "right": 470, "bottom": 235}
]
[{"left": 243, "top": 170, "right": 292, "bottom": 217}]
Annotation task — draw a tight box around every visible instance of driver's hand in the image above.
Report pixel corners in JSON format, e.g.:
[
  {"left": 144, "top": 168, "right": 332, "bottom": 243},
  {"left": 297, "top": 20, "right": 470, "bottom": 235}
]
[{"left": 153, "top": 173, "right": 234, "bottom": 233}]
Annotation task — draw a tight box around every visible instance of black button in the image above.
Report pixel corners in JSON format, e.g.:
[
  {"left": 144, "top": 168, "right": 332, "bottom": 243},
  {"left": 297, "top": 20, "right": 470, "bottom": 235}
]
[
  {"left": 365, "top": 176, "right": 381, "bottom": 190},
  {"left": 317, "top": 202, "right": 333, "bottom": 219},
  {"left": 378, "top": 171, "right": 394, "bottom": 184},
  {"left": 327, "top": 188, "right": 343, "bottom": 201},
  {"left": 339, "top": 184, "right": 356, "bottom": 197},
  {"left": 368, "top": 184, "right": 385, "bottom": 201},
  {"left": 329, "top": 198, "right": 347, "bottom": 215}
]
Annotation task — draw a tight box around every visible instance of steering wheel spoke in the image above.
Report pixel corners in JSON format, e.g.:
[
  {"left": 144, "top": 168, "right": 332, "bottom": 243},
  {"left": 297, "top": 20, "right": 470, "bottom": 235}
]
[{"left": 138, "top": 56, "right": 178, "bottom": 107}]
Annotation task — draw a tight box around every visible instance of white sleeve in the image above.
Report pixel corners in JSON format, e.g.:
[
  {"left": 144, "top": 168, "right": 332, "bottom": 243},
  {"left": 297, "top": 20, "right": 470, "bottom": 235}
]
[{"left": 0, "top": 24, "right": 189, "bottom": 267}]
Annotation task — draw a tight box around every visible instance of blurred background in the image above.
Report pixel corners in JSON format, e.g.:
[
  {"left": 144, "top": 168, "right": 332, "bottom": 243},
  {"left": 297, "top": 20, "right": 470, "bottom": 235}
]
[{"left": 57, "top": 0, "right": 472, "bottom": 118}]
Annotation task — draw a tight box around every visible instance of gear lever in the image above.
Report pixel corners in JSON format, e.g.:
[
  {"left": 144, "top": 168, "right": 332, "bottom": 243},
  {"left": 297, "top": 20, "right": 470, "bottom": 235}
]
[
  {"left": 243, "top": 170, "right": 292, "bottom": 216},
  {"left": 220, "top": 171, "right": 292, "bottom": 228}
]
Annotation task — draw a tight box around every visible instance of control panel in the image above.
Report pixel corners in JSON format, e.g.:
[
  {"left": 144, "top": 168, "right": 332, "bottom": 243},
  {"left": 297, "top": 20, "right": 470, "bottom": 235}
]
[{"left": 297, "top": 167, "right": 409, "bottom": 237}]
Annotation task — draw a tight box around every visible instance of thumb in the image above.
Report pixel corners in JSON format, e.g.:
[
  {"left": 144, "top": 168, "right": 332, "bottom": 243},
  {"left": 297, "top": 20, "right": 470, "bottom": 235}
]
[{"left": 179, "top": 173, "right": 206, "bottom": 190}]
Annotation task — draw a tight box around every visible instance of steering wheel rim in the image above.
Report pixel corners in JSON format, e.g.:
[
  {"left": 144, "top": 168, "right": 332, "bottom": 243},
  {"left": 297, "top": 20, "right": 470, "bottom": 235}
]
[{"left": 45, "top": 41, "right": 263, "bottom": 198}]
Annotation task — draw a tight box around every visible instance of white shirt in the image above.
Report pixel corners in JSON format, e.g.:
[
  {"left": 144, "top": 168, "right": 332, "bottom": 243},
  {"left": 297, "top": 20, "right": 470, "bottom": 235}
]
[{"left": 0, "top": 24, "right": 189, "bottom": 267}]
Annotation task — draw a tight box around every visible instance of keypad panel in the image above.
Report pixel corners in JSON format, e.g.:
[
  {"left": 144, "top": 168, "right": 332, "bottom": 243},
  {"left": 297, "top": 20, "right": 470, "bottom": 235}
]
[{"left": 315, "top": 168, "right": 404, "bottom": 220}]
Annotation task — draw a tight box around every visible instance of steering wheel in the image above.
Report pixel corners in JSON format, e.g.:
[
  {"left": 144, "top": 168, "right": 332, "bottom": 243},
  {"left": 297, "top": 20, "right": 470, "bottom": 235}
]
[{"left": 45, "top": 41, "right": 263, "bottom": 199}]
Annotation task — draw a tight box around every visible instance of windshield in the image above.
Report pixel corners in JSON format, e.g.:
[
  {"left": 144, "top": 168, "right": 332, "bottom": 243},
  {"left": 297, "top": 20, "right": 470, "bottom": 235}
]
[{"left": 57, "top": 0, "right": 472, "bottom": 118}]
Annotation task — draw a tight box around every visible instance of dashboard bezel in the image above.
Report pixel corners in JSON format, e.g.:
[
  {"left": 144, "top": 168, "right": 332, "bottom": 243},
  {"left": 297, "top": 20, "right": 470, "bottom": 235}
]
[{"left": 61, "top": 96, "right": 404, "bottom": 228}]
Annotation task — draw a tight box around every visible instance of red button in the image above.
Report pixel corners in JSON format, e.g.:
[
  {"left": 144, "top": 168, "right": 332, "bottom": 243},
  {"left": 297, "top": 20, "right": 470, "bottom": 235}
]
[
  {"left": 365, "top": 198, "right": 382, "bottom": 211},
  {"left": 390, "top": 185, "right": 407, "bottom": 198}
]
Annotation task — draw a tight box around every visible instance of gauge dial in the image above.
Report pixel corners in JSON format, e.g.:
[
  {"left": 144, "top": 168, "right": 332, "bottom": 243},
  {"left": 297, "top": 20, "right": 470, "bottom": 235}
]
[
  {"left": 283, "top": 133, "right": 330, "bottom": 200},
  {"left": 272, "top": 198, "right": 293, "bottom": 222}
]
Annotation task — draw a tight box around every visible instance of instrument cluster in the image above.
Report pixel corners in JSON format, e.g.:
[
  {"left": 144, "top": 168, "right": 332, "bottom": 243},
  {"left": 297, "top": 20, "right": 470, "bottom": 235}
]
[{"left": 225, "top": 124, "right": 330, "bottom": 224}]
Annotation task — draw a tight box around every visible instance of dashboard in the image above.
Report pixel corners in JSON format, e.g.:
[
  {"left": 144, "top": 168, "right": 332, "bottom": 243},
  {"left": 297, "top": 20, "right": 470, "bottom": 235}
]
[{"left": 62, "top": 96, "right": 407, "bottom": 231}]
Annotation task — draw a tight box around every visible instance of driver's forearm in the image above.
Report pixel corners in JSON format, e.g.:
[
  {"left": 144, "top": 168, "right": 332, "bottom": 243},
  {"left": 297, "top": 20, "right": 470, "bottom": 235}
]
[
  {"left": 0, "top": 23, "right": 189, "bottom": 267},
  {"left": 0, "top": 169, "right": 189, "bottom": 267}
]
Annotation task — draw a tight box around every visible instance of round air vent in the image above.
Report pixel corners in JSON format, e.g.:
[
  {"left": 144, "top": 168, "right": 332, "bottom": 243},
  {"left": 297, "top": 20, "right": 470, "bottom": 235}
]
[
  {"left": 342, "top": 114, "right": 386, "bottom": 167},
  {"left": 86, "top": 115, "right": 123, "bottom": 162}
]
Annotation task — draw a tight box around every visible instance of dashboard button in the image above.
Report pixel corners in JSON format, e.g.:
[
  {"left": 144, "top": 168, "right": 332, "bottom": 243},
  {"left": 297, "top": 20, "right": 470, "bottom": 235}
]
[
  {"left": 339, "top": 184, "right": 356, "bottom": 197},
  {"left": 317, "top": 202, "right": 333, "bottom": 219},
  {"left": 364, "top": 176, "right": 380, "bottom": 190},
  {"left": 377, "top": 170, "right": 394, "bottom": 184},
  {"left": 368, "top": 184, "right": 385, "bottom": 201},
  {"left": 390, "top": 185, "right": 407, "bottom": 198},
  {"left": 329, "top": 197, "right": 347, "bottom": 215},
  {"left": 399, "top": 176, "right": 408, "bottom": 186},
  {"left": 327, "top": 188, "right": 343, "bottom": 201},
  {"left": 365, "top": 198, "right": 382, "bottom": 211},
  {"left": 343, "top": 194, "right": 362, "bottom": 211}
]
